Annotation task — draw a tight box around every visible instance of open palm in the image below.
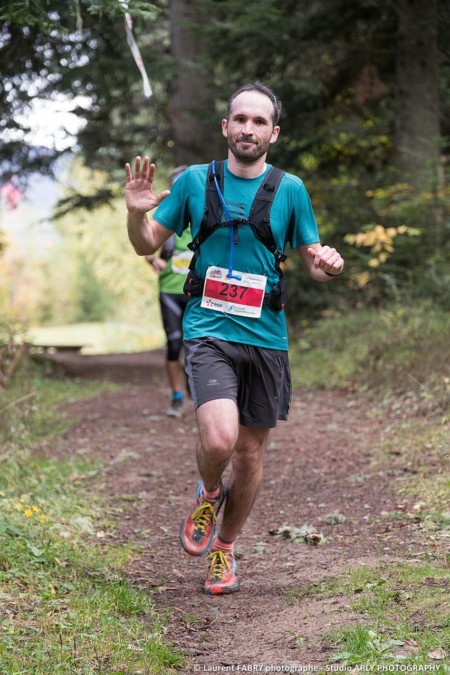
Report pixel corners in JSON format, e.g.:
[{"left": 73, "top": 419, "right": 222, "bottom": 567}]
[{"left": 125, "top": 156, "right": 170, "bottom": 213}]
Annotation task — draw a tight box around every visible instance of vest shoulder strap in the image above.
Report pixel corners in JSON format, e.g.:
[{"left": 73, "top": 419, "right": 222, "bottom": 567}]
[
  {"left": 188, "top": 160, "right": 225, "bottom": 268},
  {"left": 248, "top": 166, "right": 285, "bottom": 256},
  {"left": 185, "top": 162, "right": 288, "bottom": 310},
  {"left": 203, "top": 160, "right": 224, "bottom": 229},
  {"left": 190, "top": 161, "right": 286, "bottom": 269}
]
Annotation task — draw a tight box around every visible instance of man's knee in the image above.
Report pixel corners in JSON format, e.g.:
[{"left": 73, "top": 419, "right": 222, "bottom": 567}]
[
  {"left": 232, "top": 430, "right": 268, "bottom": 470},
  {"left": 200, "top": 426, "right": 236, "bottom": 460},
  {"left": 197, "top": 399, "right": 239, "bottom": 460},
  {"left": 233, "top": 445, "right": 264, "bottom": 473}
]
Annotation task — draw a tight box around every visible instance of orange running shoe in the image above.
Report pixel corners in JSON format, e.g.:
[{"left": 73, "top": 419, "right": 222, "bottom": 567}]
[
  {"left": 179, "top": 482, "right": 226, "bottom": 557},
  {"left": 204, "top": 548, "right": 239, "bottom": 595}
]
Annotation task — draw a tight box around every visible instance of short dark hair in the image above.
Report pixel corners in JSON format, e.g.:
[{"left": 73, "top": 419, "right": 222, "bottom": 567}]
[{"left": 227, "top": 82, "right": 282, "bottom": 126}]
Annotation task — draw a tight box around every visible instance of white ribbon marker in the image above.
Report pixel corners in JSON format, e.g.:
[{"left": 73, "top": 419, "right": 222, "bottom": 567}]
[{"left": 119, "top": 0, "right": 152, "bottom": 98}]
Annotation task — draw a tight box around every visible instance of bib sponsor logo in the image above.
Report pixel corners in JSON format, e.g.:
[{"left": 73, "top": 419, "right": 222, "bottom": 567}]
[{"left": 208, "top": 267, "right": 223, "bottom": 279}]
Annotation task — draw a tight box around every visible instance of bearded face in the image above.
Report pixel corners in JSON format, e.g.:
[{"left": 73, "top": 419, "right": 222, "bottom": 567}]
[
  {"left": 226, "top": 132, "right": 272, "bottom": 163},
  {"left": 222, "top": 91, "right": 280, "bottom": 166}
]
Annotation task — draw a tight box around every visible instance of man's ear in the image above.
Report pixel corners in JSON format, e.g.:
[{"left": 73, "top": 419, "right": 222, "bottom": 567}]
[
  {"left": 221, "top": 119, "right": 228, "bottom": 138},
  {"left": 270, "top": 125, "right": 280, "bottom": 144}
]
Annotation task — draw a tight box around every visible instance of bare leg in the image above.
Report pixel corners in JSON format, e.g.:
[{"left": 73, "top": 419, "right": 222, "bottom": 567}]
[
  {"left": 219, "top": 425, "right": 270, "bottom": 543},
  {"left": 195, "top": 399, "right": 269, "bottom": 542},
  {"left": 195, "top": 399, "right": 240, "bottom": 492}
]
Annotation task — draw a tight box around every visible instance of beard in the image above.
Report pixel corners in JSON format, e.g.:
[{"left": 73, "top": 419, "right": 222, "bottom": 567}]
[{"left": 227, "top": 134, "right": 271, "bottom": 163}]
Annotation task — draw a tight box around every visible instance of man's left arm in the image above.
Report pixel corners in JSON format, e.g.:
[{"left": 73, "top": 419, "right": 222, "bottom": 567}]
[{"left": 297, "top": 243, "right": 344, "bottom": 282}]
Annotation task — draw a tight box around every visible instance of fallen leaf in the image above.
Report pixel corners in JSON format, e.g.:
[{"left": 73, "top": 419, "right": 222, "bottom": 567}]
[
  {"left": 126, "top": 644, "right": 144, "bottom": 652},
  {"left": 392, "top": 638, "right": 420, "bottom": 656},
  {"left": 112, "top": 449, "right": 140, "bottom": 464},
  {"left": 427, "top": 647, "right": 447, "bottom": 660},
  {"left": 269, "top": 523, "right": 325, "bottom": 545}
]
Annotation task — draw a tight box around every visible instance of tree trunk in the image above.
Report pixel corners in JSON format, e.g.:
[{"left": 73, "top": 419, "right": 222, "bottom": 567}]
[
  {"left": 394, "top": 0, "right": 440, "bottom": 186},
  {"left": 168, "top": 0, "right": 219, "bottom": 166}
]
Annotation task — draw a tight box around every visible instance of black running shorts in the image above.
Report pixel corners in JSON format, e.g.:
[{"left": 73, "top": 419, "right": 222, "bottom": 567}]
[{"left": 184, "top": 337, "right": 291, "bottom": 428}]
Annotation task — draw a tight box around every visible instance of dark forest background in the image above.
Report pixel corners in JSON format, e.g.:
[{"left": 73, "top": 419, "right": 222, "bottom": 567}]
[{"left": 1, "top": 0, "right": 449, "bottom": 326}]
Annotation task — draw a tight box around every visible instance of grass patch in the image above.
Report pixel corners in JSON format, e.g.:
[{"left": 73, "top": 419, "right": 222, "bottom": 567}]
[
  {"left": 324, "top": 390, "right": 448, "bottom": 671},
  {"left": 284, "top": 561, "right": 449, "bottom": 670},
  {"left": 324, "top": 561, "right": 450, "bottom": 670},
  {"left": 283, "top": 583, "right": 325, "bottom": 605},
  {"left": 290, "top": 302, "right": 450, "bottom": 416},
  {"left": 281, "top": 410, "right": 449, "bottom": 670},
  {"left": 0, "top": 364, "right": 182, "bottom": 673},
  {"left": 376, "top": 418, "right": 450, "bottom": 530},
  {"left": 0, "top": 359, "right": 118, "bottom": 448}
]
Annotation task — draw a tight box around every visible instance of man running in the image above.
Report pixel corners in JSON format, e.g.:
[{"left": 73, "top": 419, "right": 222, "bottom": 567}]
[{"left": 125, "top": 82, "right": 344, "bottom": 595}]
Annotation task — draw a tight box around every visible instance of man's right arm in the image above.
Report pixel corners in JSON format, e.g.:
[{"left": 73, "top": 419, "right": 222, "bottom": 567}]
[
  {"left": 125, "top": 156, "right": 172, "bottom": 255},
  {"left": 127, "top": 211, "right": 173, "bottom": 256}
]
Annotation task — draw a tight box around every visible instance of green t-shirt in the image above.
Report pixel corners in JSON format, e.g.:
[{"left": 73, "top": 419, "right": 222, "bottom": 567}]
[
  {"left": 158, "top": 228, "right": 193, "bottom": 294},
  {"left": 154, "top": 161, "right": 319, "bottom": 350}
]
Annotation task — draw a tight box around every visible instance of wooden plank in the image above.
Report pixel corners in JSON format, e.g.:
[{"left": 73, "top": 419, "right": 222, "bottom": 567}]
[{"left": 28, "top": 344, "right": 85, "bottom": 354}]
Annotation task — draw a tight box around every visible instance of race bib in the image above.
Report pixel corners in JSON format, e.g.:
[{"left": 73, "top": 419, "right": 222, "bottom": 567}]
[
  {"left": 171, "top": 250, "right": 194, "bottom": 275},
  {"left": 201, "top": 266, "right": 267, "bottom": 318}
]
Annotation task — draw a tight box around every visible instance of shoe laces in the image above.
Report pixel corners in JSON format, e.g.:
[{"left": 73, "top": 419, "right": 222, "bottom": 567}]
[
  {"left": 191, "top": 500, "right": 217, "bottom": 534},
  {"left": 208, "top": 550, "right": 232, "bottom": 580}
]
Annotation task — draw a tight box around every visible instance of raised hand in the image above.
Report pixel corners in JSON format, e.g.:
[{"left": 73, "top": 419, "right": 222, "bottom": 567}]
[{"left": 125, "top": 156, "right": 170, "bottom": 214}]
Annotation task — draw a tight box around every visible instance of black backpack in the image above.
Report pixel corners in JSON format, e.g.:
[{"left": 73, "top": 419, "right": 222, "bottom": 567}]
[{"left": 183, "top": 160, "right": 288, "bottom": 311}]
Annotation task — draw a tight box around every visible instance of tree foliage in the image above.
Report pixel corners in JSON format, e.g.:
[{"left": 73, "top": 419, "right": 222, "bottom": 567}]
[
  {"left": 0, "top": 0, "right": 170, "bottom": 190},
  {"left": 40, "top": 161, "right": 161, "bottom": 326},
  {"left": 192, "top": 0, "right": 450, "bottom": 311},
  {"left": 1, "top": 0, "right": 449, "bottom": 327}
]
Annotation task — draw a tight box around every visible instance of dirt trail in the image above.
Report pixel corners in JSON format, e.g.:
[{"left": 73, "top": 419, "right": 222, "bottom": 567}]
[{"left": 45, "top": 350, "right": 428, "bottom": 672}]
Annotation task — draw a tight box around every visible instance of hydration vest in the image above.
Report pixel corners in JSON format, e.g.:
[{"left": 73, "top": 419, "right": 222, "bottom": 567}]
[{"left": 183, "top": 160, "right": 288, "bottom": 311}]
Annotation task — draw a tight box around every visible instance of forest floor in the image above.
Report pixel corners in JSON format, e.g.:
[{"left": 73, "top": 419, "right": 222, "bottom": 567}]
[{"left": 44, "top": 349, "right": 447, "bottom": 673}]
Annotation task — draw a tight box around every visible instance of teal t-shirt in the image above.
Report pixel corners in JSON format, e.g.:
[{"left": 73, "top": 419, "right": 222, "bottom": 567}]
[
  {"left": 158, "top": 228, "right": 193, "bottom": 294},
  {"left": 154, "top": 161, "right": 319, "bottom": 350}
]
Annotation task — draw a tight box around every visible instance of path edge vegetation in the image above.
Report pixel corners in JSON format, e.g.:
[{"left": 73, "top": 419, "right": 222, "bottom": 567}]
[
  {"left": 0, "top": 301, "right": 449, "bottom": 671},
  {"left": 289, "top": 302, "right": 449, "bottom": 672},
  {"left": 0, "top": 355, "right": 183, "bottom": 673}
]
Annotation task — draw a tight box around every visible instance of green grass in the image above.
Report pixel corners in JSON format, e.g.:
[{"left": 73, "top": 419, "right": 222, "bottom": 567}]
[
  {"left": 290, "top": 302, "right": 450, "bottom": 417},
  {"left": 285, "top": 419, "right": 449, "bottom": 671},
  {"left": 377, "top": 418, "right": 450, "bottom": 525},
  {"left": 322, "top": 413, "right": 450, "bottom": 671},
  {"left": 0, "top": 529, "right": 182, "bottom": 671},
  {"left": 0, "top": 362, "right": 182, "bottom": 673},
  {"left": 0, "top": 360, "right": 119, "bottom": 447},
  {"left": 287, "top": 305, "right": 450, "bottom": 671},
  {"left": 282, "top": 561, "right": 449, "bottom": 671},
  {"left": 324, "top": 561, "right": 450, "bottom": 670}
]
